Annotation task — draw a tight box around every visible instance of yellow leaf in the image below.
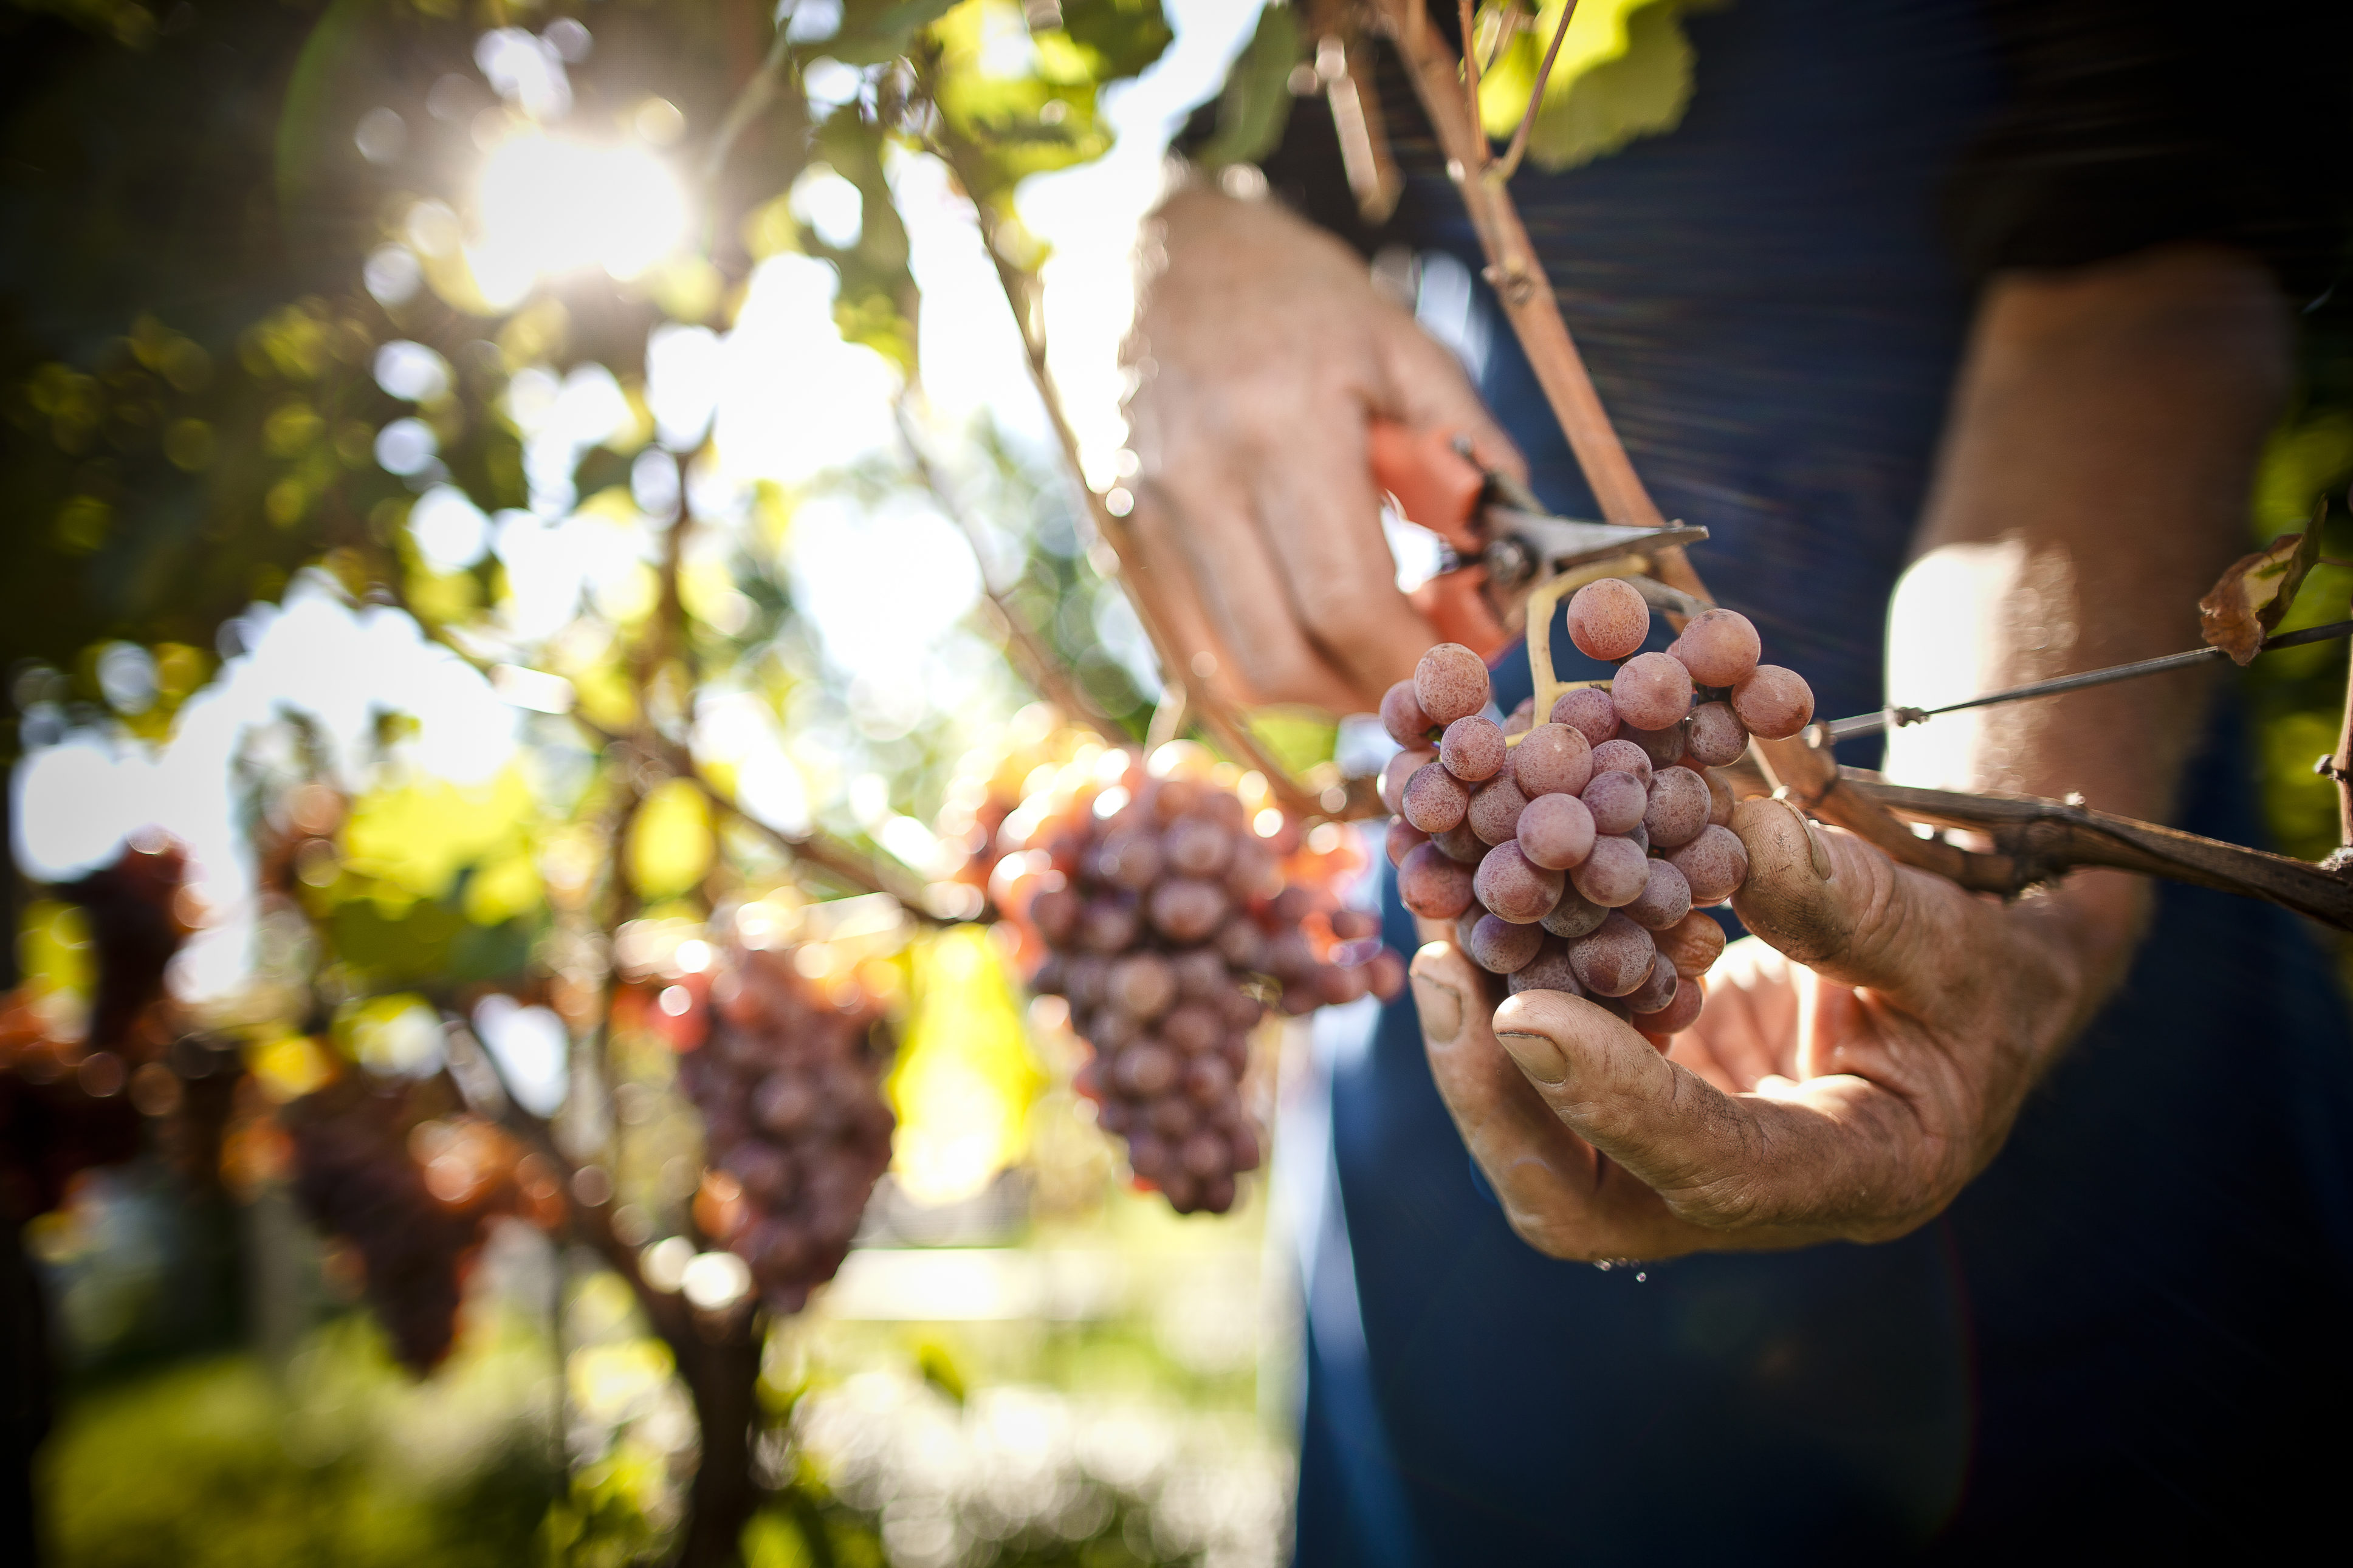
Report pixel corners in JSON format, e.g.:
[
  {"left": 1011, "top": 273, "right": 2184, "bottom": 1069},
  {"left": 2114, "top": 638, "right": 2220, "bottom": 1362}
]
[
  {"left": 1477, "top": 0, "right": 1725, "bottom": 172},
  {"left": 2199, "top": 524, "right": 2321, "bottom": 665},
  {"left": 627, "top": 779, "right": 714, "bottom": 899},
  {"left": 343, "top": 768, "right": 539, "bottom": 900},
  {"left": 887, "top": 925, "right": 1045, "bottom": 1205}
]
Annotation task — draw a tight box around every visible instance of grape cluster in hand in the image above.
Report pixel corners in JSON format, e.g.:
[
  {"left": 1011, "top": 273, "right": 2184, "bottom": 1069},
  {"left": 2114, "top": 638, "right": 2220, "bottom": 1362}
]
[
  {"left": 1002, "top": 756, "right": 1404, "bottom": 1215},
  {"left": 285, "top": 1079, "right": 538, "bottom": 1373},
  {"left": 684, "top": 948, "right": 897, "bottom": 1316},
  {"left": 1383, "top": 587, "right": 1810, "bottom": 1042}
]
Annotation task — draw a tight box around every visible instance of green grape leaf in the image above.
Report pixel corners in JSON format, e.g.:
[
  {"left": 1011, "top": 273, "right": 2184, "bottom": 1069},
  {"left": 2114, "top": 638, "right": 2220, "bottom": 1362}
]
[
  {"left": 830, "top": 0, "right": 967, "bottom": 66},
  {"left": 1477, "top": 0, "right": 1726, "bottom": 173},
  {"left": 1053, "top": 0, "right": 1173, "bottom": 83},
  {"left": 1192, "top": 2, "right": 1300, "bottom": 170}
]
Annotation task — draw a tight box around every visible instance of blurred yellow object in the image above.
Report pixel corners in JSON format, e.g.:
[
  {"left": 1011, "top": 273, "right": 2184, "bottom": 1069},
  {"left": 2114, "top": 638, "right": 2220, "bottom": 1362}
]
[
  {"left": 887, "top": 925, "right": 1044, "bottom": 1206},
  {"left": 244, "top": 1030, "right": 337, "bottom": 1103},
  {"left": 342, "top": 767, "right": 540, "bottom": 903},
  {"left": 627, "top": 778, "right": 715, "bottom": 899}
]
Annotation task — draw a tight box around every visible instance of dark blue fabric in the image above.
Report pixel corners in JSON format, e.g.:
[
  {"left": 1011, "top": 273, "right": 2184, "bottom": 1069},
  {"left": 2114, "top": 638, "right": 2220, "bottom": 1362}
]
[{"left": 1296, "top": 0, "right": 2353, "bottom": 1560}]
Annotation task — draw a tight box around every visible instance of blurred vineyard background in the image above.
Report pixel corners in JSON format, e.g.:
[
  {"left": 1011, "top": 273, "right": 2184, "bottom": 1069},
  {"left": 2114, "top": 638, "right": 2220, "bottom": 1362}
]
[{"left": 5, "top": 1, "right": 2353, "bottom": 1566}]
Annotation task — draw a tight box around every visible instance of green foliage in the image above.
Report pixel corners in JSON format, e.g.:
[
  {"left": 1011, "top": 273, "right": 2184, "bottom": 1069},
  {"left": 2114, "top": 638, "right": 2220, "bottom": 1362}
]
[
  {"left": 1190, "top": 1, "right": 1299, "bottom": 171},
  {"left": 1477, "top": 0, "right": 1725, "bottom": 171}
]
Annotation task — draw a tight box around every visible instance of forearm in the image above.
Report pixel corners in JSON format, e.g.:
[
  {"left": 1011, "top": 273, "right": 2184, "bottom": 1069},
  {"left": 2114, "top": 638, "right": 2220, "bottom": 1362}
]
[{"left": 1887, "top": 244, "right": 2292, "bottom": 995}]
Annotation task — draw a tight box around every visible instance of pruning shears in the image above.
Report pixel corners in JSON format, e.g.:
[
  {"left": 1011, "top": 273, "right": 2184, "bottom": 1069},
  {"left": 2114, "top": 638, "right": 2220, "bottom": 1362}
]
[{"left": 1368, "top": 418, "right": 1710, "bottom": 659}]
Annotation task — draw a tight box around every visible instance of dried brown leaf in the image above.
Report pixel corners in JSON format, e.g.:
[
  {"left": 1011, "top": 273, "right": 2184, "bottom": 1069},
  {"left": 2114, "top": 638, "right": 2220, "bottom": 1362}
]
[{"left": 2199, "top": 527, "right": 2321, "bottom": 665}]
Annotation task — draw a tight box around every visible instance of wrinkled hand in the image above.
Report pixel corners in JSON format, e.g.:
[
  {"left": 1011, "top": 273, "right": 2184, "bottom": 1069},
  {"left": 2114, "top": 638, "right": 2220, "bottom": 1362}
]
[
  {"left": 1410, "top": 797, "right": 2121, "bottom": 1259},
  {"left": 1121, "top": 187, "right": 1520, "bottom": 714}
]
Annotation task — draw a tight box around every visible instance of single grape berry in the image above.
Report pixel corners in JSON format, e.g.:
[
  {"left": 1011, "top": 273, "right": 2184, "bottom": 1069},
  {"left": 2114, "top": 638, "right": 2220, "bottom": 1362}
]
[
  {"left": 1163, "top": 817, "right": 1234, "bottom": 877},
  {"left": 1580, "top": 770, "right": 1648, "bottom": 836},
  {"left": 1507, "top": 939, "right": 1584, "bottom": 996},
  {"left": 1588, "top": 739, "right": 1654, "bottom": 787},
  {"left": 1108, "top": 953, "right": 1177, "bottom": 1019},
  {"left": 1149, "top": 878, "right": 1228, "bottom": 942},
  {"left": 1382, "top": 680, "right": 1436, "bottom": 747},
  {"left": 1565, "top": 578, "right": 1651, "bottom": 662},
  {"left": 1675, "top": 609, "right": 1762, "bottom": 688},
  {"left": 1507, "top": 723, "right": 1593, "bottom": 798},
  {"left": 1401, "top": 763, "right": 1472, "bottom": 834},
  {"left": 1633, "top": 976, "right": 1705, "bottom": 1035},
  {"left": 1550, "top": 687, "right": 1621, "bottom": 748},
  {"left": 1703, "top": 767, "right": 1736, "bottom": 826},
  {"left": 1623, "top": 953, "right": 1680, "bottom": 1015},
  {"left": 1656, "top": 911, "right": 1726, "bottom": 977},
  {"left": 1432, "top": 823, "right": 1488, "bottom": 863},
  {"left": 1415, "top": 643, "right": 1492, "bottom": 725},
  {"left": 1466, "top": 775, "right": 1531, "bottom": 846},
  {"left": 1542, "top": 884, "right": 1609, "bottom": 940},
  {"left": 1386, "top": 818, "right": 1430, "bottom": 868},
  {"left": 1685, "top": 702, "right": 1748, "bottom": 768},
  {"left": 1474, "top": 841, "right": 1564, "bottom": 923},
  {"left": 1568, "top": 834, "right": 1649, "bottom": 907},
  {"left": 1567, "top": 913, "right": 1657, "bottom": 997},
  {"left": 1623, "top": 722, "right": 1688, "bottom": 770},
  {"left": 1643, "top": 767, "right": 1711, "bottom": 849},
  {"left": 1399, "top": 843, "right": 1478, "bottom": 919},
  {"left": 1503, "top": 697, "right": 1536, "bottom": 736},
  {"left": 1468, "top": 913, "right": 1546, "bottom": 974},
  {"left": 1610, "top": 652, "right": 1694, "bottom": 732},
  {"left": 1379, "top": 748, "right": 1437, "bottom": 817},
  {"left": 1623, "top": 858, "right": 1693, "bottom": 931},
  {"left": 1441, "top": 715, "right": 1508, "bottom": 782},
  {"left": 1517, "top": 792, "right": 1596, "bottom": 871},
  {"left": 1731, "top": 665, "right": 1815, "bottom": 741},
  {"left": 1667, "top": 824, "right": 1750, "bottom": 905}
]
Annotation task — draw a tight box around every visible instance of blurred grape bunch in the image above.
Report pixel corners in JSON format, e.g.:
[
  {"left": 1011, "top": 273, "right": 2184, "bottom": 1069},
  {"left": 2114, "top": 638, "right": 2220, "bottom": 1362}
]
[
  {"left": 989, "top": 742, "right": 1401, "bottom": 1214},
  {"left": 281, "top": 1072, "right": 563, "bottom": 1373}
]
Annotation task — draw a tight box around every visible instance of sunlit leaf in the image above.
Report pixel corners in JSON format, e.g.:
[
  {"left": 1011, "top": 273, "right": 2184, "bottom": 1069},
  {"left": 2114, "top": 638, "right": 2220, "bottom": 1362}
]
[
  {"left": 627, "top": 778, "right": 716, "bottom": 899},
  {"left": 887, "top": 924, "right": 1044, "bottom": 1203},
  {"left": 1477, "top": 0, "right": 1724, "bottom": 171},
  {"left": 2200, "top": 524, "right": 2321, "bottom": 665}
]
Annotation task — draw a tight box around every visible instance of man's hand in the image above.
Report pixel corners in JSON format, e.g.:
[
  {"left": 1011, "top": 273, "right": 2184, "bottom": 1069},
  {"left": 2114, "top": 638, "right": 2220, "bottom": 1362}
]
[
  {"left": 1122, "top": 187, "right": 1520, "bottom": 713},
  {"left": 1410, "top": 798, "right": 2110, "bottom": 1259}
]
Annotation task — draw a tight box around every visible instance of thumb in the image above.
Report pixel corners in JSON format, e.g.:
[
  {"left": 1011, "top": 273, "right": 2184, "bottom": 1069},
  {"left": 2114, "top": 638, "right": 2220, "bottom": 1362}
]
[{"left": 1727, "top": 796, "right": 1989, "bottom": 1011}]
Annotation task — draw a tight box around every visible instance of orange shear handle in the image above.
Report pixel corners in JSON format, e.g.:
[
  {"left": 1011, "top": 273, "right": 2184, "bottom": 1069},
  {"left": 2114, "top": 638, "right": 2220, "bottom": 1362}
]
[{"left": 1367, "top": 417, "right": 1514, "bottom": 659}]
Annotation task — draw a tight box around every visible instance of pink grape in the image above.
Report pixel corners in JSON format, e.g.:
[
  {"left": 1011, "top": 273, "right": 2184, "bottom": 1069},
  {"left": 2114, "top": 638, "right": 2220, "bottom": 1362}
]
[
  {"left": 1432, "top": 824, "right": 1487, "bottom": 863},
  {"left": 1542, "top": 885, "right": 1608, "bottom": 940},
  {"left": 1416, "top": 643, "right": 1491, "bottom": 725},
  {"left": 1381, "top": 680, "right": 1435, "bottom": 747},
  {"left": 1610, "top": 652, "right": 1694, "bottom": 731},
  {"left": 1565, "top": 578, "right": 1650, "bottom": 662},
  {"left": 1441, "top": 715, "right": 1508, "bottom": 781},
  {"left": 1402, "top": 763, "right": 1471, "bottom": 834},
  {"left": 1550, "top": 687, "right": 1621, "bottom": 748},
  {"left": 1580, "top": 770, "right": 1647, "bottom": 836},
  {"left": 1379, "top": 748, "right": 1436, "bottom": 816},
  {"left": 1702, "top": 768, "right": 1734, "bottom": 826},
  {"left": 1567, "top": 913, "right": 1657, "bottom": 998},
  {"left": 1623, "top": 858, "right": 1692, "bottom": 931},
  {"left": 1675, "top": 609, "right": 1761, "bottom": 687},
  {"left": 1633, "top": 976, "right": 1705, "bottom": 1035},
  {"left": 1108, "top": 953, "right": 1177, "bottom": 1019},
  {"left": 1568, "top": 835, "right": 1650, "bottom": 907},
  {"left": 1517, "top": 793, "right": 1596, "bottom": 871},
  {"left": 1163, "top": 817, "right": 1233, "bottom": 876},
  {"left": 1096, "top": 830, "right": 1163, "bottom": 890},
  {"left": 1588, "top": 739, "right": 1654, "bottom": 786},
  {"left": 1453, "top": 905, "right": 1486, "bottom": 955},
  {"left": 1467, "top": 775, "right": 1531, "bottom": 845},
  {"left": 1149, "top": 879, "right": 1228, "bottom": 941},
  {"left": 1623, "top": 722, "right": 1688, "bottom": 770},
  {"left": 1503, "top": 697, "right": 1536, "bottom": 736},
  {"left": 1657, "top": 911, "right": 1726, "bottom": 978},
  {"left": 1685, "top": 702, "right": 1748, "bottom": 767},
  {"left": 1624, "top": 952, "right": 1679, "bottom": 1015},
  {"left": 1507, "top": 723, "right": 1592, "bottom": 798},
  {"left": 1668, "top": 824, "right": 1750, "bottom": 905},
  {"left": 1508, "top": 940, "right": 1584, "bottom": 996},
  {"left": 1643, "top": 767, "right": 1711, "bottom": 849},
  {"left": 1398, "top": 843, "right": 1477, "bottom": 919},
  {"left": 1474, "top": 841, "right": 1564, "bottom": 923},
  {"left": 1468, "top": 913, "right": 1546, "bottom": 974},
  {"left": 1731, "top": 665, "right": 1815, "bottom": 740},
  {"left": 1386, "top": 818, "right": 1429, "bottom": 868}
]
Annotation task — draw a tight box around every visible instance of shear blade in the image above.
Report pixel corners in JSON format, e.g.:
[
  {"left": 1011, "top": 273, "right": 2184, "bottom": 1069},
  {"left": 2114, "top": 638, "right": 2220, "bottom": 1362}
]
[{"left": 1485, "top": 506, "right": 1711, "bottom": 572}]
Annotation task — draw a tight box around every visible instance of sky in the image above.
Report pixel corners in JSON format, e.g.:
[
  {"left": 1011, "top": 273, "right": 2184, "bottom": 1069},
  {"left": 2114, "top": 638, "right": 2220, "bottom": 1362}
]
[{"left": 12, "top": 0, "right": 1266, "bottom": 1002}]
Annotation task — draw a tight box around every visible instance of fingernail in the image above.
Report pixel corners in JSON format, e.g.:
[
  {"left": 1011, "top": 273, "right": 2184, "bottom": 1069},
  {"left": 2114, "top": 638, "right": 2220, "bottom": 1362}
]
[
  {"left": 1772, "top": 797, "right": 1831, "bottom": 880},
  {"left": 1496, "top": 1029, "right": 1568, "bottom": 1086},
  {"left": 1410, "top": 974, "right": 1464, "bottom": 1044}
]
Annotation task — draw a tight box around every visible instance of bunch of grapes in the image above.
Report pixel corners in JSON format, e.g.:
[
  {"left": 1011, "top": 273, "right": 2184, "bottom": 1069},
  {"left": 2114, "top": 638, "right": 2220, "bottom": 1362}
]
[
  {"left": 995, "top": 748, "right": 1405, "bottom": 1215},
  {"left": 1383, "top": 582, "right": 1812, "bottom": 1041},
  {"left": 283, "top": 1075, "right": 549, "bottom": 1372},
  {"left": 680, "top": 947, "right": 898, "bottom": 1317}
]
